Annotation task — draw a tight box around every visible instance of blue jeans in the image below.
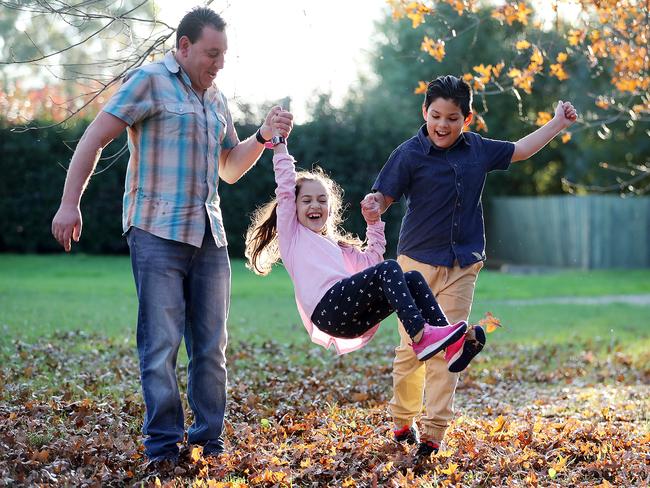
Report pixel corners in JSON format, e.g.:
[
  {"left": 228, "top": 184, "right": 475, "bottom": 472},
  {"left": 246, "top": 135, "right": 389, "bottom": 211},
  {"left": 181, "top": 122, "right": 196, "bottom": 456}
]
[{"left": 127, "top": 226, "right": 230, "bottom": 460}]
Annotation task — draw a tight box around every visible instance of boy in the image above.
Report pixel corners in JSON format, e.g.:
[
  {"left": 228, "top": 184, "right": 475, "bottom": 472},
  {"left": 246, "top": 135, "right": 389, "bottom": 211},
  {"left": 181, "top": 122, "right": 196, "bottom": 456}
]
[{"left": 362, "top": 75, "right": 577, "bottom": 457}]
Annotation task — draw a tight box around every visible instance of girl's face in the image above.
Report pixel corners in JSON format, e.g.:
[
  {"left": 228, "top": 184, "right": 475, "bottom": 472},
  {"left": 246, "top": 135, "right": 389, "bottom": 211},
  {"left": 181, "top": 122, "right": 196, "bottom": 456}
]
[
  {"left": 296, "top": 179, "right": 330, "bottom": 234},
  {"left": 422, "top": 97, "right": 473, "bottom": 149}
]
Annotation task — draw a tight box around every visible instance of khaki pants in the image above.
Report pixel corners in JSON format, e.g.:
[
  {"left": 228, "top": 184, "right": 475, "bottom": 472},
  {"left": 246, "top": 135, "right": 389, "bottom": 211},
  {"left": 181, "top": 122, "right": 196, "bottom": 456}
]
[{"left": 388, "top": 255, "right": 483, "bottom": 443}]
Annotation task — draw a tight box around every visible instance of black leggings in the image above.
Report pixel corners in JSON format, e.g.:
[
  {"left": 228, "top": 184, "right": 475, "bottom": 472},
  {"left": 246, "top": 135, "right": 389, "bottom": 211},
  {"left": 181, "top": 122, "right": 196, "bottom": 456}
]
[{"left": 311, "top": 259, "right": 449, "bottom": 339}]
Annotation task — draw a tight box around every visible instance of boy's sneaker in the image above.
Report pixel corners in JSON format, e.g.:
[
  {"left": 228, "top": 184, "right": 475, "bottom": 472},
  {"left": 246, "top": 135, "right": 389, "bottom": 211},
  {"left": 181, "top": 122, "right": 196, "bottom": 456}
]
[
  {"left": 415, "top": 440, "right": 440, "bottom": 458},
  {"left": 411, "top": 322, "right": 468, "bottom": 361},
  {"left": 445, "top": 325, "right": 486, "bottom": 373},
  {"left": 393, "top": 425, "right": 419, "bottom": 445}
]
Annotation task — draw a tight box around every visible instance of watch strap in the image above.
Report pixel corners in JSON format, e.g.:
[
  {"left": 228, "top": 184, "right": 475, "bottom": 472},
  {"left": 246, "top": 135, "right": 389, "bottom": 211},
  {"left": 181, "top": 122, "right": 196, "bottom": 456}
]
[
  {"left": 255, "top": 128, "right": 269, "bottom": 144},
  {"left": 264, "top": 135, "right": 286, "bottom": 149}
]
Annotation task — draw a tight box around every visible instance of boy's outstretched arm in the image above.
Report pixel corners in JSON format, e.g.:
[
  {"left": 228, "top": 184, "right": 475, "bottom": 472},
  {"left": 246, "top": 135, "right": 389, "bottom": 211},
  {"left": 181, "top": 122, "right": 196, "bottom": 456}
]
[{"left": 511, "top": 100, "right": 577, "bottom": 162}]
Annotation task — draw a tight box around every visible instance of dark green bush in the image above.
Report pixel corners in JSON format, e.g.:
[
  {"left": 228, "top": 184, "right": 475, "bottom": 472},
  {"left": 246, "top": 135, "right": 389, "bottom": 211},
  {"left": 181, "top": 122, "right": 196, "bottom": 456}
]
[
  {"left": 1, "top": 121, "right": 128, "bottom": 254},
  {"left": 0, "top": 119, "right": 404, "bottom": 257}
]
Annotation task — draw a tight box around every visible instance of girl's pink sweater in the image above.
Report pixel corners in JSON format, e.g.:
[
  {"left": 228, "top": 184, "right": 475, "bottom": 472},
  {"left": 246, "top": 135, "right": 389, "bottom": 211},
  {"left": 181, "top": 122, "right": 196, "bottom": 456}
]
[{"left": 274, "top": 153, "right": 386, "bottom": 354}]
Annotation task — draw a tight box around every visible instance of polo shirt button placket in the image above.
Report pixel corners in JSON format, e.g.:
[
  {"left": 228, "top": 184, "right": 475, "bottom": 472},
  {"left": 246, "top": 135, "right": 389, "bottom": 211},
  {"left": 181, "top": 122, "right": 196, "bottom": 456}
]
[{"left": 452, "top": 174, "right": 459, "bottom": 243}]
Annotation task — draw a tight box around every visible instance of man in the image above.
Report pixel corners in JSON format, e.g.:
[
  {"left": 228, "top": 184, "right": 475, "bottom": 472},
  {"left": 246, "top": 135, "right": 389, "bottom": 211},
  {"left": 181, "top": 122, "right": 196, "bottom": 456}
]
[{"left": 51, "top": 7, "right": 293, "bottom": 463}]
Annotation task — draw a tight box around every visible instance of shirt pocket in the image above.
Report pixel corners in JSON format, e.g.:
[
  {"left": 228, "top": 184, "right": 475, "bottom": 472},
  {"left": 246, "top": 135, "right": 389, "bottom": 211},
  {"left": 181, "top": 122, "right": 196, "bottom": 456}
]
[
  {"left": 460, "top": 159, "right": 486, "bottom": 183},
  {"left": 459, "top": 163, "right": 490, "bottom": 207},
  {"left": 462, "top": 159, "right": 483, "bottom": 168},
  {"left": 215, "top": 111, "right": 227, "bottom": 144},
  {"left": 161, "top": 102, "right": 197, "bottom": 136}
]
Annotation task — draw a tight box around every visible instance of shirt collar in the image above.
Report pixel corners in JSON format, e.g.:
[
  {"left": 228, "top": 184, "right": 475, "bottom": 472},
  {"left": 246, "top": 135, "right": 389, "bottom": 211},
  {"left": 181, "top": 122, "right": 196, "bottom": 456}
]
[
  {"left": 417, "top": 124, "right": 471, "bottom": 154},
  {"left": 164, "top": 50, "right": 181, "bottom": 74},
  {"left": 164, "top": 50, "right": 193, "bottom": 88}
]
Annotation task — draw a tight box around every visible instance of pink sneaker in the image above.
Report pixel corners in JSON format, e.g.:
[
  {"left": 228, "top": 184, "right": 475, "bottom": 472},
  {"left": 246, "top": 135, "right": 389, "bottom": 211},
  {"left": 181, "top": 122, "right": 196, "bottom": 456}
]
[
  {"left": 445, "top": 325, "right": 486, "bottom": 373},
  {"left": 411, "top": 322, "right": 467, "bottom": 361}
]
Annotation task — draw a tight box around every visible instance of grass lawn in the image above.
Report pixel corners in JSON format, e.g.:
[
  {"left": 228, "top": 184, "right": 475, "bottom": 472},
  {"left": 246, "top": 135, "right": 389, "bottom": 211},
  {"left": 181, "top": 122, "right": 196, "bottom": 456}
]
[
  {"left": 2, "top": 254, "right": 649, "bottom": 486},
  {"left": 1, "top": 253, "right": 649, "bottom": 359}
]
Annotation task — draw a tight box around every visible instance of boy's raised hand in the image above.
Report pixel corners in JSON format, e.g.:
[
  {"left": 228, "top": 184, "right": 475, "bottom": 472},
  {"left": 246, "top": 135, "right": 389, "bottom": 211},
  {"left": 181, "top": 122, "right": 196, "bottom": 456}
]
[{"left": 555, "top": 100, "right": 578, "bottom": 129}]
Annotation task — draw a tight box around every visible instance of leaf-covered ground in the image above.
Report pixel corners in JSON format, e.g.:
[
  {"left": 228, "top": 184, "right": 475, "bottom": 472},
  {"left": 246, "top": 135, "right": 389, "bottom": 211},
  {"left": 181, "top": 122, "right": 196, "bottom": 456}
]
[{"left": 1, "top": 332, "right": 648, "bottom": 487}]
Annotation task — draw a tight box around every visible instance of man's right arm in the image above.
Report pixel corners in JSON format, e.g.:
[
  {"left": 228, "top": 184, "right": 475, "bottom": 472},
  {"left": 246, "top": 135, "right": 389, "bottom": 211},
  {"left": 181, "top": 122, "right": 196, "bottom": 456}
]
[{"left": 52, "top": 111, "right": 128, "bottom": 251}]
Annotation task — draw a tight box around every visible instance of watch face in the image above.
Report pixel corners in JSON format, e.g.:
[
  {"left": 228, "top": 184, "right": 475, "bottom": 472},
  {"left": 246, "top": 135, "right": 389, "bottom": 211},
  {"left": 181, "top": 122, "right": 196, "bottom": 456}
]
[{"left": 271, "top": 135, "right": 285, "bottom": 145}]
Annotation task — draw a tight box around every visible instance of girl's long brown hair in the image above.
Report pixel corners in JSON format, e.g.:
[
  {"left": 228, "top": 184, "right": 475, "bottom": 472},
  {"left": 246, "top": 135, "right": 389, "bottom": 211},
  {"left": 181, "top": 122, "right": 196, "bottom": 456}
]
[{"left": 245, "top": 167, "right": 363, "bottom": 276}]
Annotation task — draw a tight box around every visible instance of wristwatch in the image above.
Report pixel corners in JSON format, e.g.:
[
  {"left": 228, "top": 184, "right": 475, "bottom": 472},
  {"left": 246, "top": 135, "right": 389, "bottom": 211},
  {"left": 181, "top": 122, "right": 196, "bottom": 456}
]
[
  {"left": 264, "top": 135, "right": 286, "bottom": 148},
  {"left": 255, "top": 128, "right": 270, "bottom": 144}
]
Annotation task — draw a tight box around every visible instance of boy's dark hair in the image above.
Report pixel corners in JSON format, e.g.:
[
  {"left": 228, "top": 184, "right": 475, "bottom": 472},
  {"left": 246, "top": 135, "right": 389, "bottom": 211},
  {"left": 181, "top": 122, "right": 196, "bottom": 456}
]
[
  {"left": 176, "top": 7, "right": 226, "bottom": 47},
  {"left": 424, "top": 75, "right": 472, "bottom": 117}
]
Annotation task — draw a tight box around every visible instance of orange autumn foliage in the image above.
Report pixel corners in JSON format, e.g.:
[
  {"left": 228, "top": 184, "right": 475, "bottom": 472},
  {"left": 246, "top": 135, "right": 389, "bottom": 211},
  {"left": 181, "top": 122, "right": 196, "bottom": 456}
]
[
  {"left": 1, "top": 81, "right": 113, "bottom": 125},
  {"left": 387, "top": 0, "right": 649, "bottom": 119},
  {"left": 478, "top": 311, "right": 502, "bottom": 333}
]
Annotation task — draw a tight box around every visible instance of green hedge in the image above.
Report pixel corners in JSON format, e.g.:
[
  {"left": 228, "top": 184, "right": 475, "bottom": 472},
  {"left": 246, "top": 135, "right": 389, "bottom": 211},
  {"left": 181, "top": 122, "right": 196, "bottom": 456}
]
[
  {"left": 0, "top": 118, "right": 407, "bottom": 257},
  {"left": 1, "top": 122, "right": 127, "bottom": 254}
]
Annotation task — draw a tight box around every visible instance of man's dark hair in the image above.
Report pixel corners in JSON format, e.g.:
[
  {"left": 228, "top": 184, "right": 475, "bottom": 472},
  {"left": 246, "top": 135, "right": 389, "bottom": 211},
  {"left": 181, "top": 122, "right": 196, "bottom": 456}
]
[
  {"left": 424, "top": 75, "right": 472, "bottom": 117},
  {"left": 176, "top": 7, "right": 226, "bottom": 47}
]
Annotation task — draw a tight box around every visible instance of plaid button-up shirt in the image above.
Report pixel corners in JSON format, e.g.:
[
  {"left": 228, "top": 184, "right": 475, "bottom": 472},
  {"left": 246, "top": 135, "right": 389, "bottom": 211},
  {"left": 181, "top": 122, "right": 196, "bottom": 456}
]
[{"left": 104, "top": 51, "right": 239, "bottom": 248}]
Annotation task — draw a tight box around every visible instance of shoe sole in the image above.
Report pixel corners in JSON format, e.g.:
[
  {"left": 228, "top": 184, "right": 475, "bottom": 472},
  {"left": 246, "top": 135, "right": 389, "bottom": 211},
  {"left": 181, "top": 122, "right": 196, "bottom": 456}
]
[
  {"left": 416, "top": 323, "right": 467, "bottom": 361},
  {"left": 447, "top": 325, "right": 486, "bottom": 373}
]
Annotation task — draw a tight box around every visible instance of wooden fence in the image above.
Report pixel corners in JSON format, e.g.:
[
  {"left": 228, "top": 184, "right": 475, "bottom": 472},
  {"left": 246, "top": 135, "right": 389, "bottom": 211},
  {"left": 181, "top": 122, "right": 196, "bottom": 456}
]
[{"left": 486, "top": 196, "right": 650, "bottom": 269}]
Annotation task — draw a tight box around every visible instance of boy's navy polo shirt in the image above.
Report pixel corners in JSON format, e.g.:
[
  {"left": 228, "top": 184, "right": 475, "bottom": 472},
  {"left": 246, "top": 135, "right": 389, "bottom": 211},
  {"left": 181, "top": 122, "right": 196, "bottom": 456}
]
[{"left": 373, "top": 125, "right": 515, "bottom": 268}]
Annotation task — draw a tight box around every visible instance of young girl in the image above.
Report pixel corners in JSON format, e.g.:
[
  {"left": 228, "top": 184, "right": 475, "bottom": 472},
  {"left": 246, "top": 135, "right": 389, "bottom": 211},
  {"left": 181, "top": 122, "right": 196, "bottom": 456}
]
[{"left": 245, "top": 132, "right": 485, "bottom": 370}]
